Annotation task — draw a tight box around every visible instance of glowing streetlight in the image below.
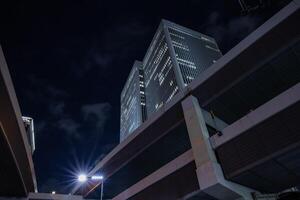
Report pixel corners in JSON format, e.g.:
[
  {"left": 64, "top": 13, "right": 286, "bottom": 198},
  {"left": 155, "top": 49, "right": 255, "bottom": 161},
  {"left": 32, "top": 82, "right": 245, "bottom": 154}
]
[
  {"left": 90, "top": 175, "right": 104, "bottom": 200},
  {"left": 91, "top": 175, "right": 103, "bottom": 180},
  {"left": 78, "top": 174, "right": 87, "bottom": 182},
  {"left": 77, "top": 174, "right": 104, "bottom": 200}
]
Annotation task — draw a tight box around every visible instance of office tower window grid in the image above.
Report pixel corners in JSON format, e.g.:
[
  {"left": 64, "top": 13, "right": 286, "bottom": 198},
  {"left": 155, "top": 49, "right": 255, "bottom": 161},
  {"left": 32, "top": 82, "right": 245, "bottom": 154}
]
[
  {"left": 143, "top": 28, "right": 179, "bottom": 115},
  {"left": 120, "top": 62, "right": 144, "bottom": 142},
  {"left": 120, "top": 20, "right": 222, "bottom": 140},
  {"left": 169, "top": 27, "right": 197, "bottom": 85},
  {"left": 168, "top": 26, "right": 222, "bottom": 86},
  {"left": 139, "top": 69, "right": 147, "bottom": 121}
]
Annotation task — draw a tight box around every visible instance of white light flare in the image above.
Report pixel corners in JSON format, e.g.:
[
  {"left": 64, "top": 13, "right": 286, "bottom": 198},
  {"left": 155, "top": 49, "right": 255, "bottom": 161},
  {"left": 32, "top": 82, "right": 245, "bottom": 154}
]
[
  {"left": 78, "top": 174, "right": 87, "bottom": 182},
  {"left": 91, "top": 175, "right": 104, "bottom": 180}
]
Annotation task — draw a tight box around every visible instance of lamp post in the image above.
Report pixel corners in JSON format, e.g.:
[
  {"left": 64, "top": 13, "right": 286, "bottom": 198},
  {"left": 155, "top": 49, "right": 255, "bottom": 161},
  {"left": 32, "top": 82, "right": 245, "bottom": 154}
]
[{"left": 78, "top": 174, "right": 104, "bottom": 200}]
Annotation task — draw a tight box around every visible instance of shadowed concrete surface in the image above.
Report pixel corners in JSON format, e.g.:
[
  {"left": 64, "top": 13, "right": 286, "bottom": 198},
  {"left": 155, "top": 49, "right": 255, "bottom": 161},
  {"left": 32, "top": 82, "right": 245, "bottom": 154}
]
[
  {"left": 0, "top": 46, "right": 37, "bottom": 196},
  {"left": 0, "top": 193, "right": 84, "bottom": 200}
]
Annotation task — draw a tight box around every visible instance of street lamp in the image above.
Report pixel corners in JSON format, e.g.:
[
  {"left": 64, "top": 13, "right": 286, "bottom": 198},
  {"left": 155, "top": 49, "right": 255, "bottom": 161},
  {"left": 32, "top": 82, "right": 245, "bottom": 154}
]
[
  {"left": 77, "top": 174, "right": 104, "bottom": 200},
  {"left": 78, "top": 174, "right": 87, "bottom": 182},
  {"left": 91, "top": 175, "right": 103, "bottom": 180}
]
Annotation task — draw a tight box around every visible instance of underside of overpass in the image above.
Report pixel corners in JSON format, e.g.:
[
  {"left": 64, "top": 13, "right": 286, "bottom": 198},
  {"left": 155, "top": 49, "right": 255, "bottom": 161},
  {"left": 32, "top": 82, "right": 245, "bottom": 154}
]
[
  {"left": 0, "top": 46, "right": 37, "bottom": 196},
  {"left": 82, "top": 106, "right": 221, "bottom": 199},
  {"left": 0, "top": 124, "right": 26, "bottom": 196},
  {"left": 213, "top": 83, "right": 300, "bottom": 193}
]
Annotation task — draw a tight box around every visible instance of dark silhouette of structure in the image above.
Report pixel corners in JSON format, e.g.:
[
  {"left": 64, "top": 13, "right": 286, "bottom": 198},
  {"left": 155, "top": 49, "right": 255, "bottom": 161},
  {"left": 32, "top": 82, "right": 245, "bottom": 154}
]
[{"left": 0, "top": 46, "right": 37, "bottom": 196}]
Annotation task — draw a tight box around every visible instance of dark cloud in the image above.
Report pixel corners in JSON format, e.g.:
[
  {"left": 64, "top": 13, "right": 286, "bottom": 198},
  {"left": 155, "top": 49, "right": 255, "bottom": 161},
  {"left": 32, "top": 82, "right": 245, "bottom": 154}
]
[
  {"left": 34, "top": 120, "right": 46, "bottom": 133},
  {"left": 38, "top": 178, "right": 59, "bottom": 193},
  {"left": 23, "top": 75, "right": 69, "bottom": 105},
  {"left": 53, "top": 102, "right": 112, "bottom": 142},
  {"left": 57, "top": 118, "right": 81, "bottom": 140},
  {"left": 75, "top": 20, "right": 151, "bottom": 77},
  {"left": 91, "top": 143, "right": 116, "bottom": 167},
  {"left": 47, "top": 86, "right": 69, "bottom": 98},
  {"left": 24, "top": 76, "right": 113, "bottom": 142},
  {"left": 93, "top": 53, "right": 113, "bottom": 68},
  {"left": 81, "top": 102, "right": 112, "bottom": 133},
  {"left": 204, "top": 11, "right": 262, "bottom": 51},
  {"left": 49, "top": 102, "right": 65, "bottom": 115},
  {"left": 81, "top": 48, "right": 115, "bottom": 73}
]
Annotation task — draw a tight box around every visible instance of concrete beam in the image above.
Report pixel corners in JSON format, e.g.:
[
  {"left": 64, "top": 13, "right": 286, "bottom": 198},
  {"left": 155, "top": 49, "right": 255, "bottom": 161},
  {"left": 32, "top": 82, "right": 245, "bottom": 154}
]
[
  {"left": 189, "top": 0, "right": 300, "bottom": 106},
  {"left": 28, "top": 193, "right": 83, "bottom": 200},
  {"left": 112, "top": 150, "right": 194, "bottom": 200},
  {"left": 0, "top": 45, "right": 37, "bottom": 194},
  {"left": 182, "top": 96, "right": 255, "bottom": 200},
  {"left": 210, "top": 83, "right": 300, "bottom": 149}
]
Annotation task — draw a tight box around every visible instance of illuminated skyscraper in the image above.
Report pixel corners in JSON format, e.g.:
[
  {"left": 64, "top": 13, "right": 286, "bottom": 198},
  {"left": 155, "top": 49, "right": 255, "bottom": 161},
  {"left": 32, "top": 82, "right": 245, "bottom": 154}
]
[
  {"left": 120, "top": 20, "right": 222, "bottom": 141},
  {"left": 120, "top": 61, "right": 146, "bottom": 142},
  {"left": 143, "top": 19, "right": 222, "bottom": 117},
  {"left": 22, "top": 116, "right": 35, "bottom": 154}
]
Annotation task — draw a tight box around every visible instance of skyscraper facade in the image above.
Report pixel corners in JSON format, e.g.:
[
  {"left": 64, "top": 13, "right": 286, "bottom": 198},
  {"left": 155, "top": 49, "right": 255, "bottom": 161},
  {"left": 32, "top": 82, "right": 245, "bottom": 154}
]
[
  {"left": 22, "top": 116, "right": 35, "bottom": 154},
  {"left": 143, "top": 19, "right": 222, "bottom": 117},
  {"left": 120, "top": 61, "right": 146, "bottom": 142}
]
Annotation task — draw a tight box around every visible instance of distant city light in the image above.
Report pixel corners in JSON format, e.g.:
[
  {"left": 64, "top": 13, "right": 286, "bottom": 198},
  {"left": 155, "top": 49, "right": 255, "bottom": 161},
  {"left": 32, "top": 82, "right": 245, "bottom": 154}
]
[
  {"left": 78, "top": 174, "right": 87, "bottom": 182},
  {"left": 51, "top": 191, "right": 56, "bottom": 194},
  {"left": 91, "top": 175, "right": 104, "bottom": 180}
]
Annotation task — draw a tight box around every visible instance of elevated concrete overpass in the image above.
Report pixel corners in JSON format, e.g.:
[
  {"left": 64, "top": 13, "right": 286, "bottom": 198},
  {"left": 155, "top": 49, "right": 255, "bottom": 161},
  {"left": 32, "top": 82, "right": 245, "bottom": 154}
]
[
  {"left": 73, "top": 1, "right": 300, "bottom": 199},
  {"left": 0, "top": 46, "right": 37, "bottom": 196}
]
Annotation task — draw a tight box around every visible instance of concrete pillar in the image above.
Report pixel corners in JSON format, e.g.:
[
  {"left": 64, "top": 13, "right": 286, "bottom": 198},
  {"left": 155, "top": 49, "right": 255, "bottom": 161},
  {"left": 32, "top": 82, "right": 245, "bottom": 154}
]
[{"left": 181, "top": 95, "right": 255, "bottom": 200}]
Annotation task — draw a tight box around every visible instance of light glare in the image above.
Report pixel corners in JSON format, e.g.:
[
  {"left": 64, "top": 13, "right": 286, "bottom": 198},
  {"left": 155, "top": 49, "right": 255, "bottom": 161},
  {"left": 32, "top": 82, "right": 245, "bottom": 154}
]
[
  {"left": 78, "top": 174, "right": 87, "bottom": 182},
  {"left": 91, "top": 175, "right": 103, "bottom": 180}
]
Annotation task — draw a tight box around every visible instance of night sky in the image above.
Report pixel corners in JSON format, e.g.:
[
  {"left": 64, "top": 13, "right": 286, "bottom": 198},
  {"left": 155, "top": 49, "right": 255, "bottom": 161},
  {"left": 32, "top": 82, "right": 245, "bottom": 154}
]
[{"left": 0, "top": 0, "right": 287, "bottom": 194}]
